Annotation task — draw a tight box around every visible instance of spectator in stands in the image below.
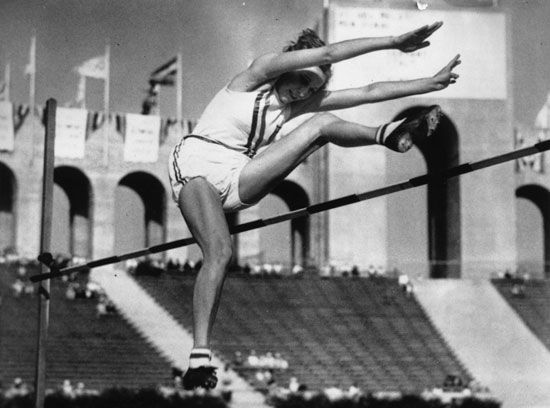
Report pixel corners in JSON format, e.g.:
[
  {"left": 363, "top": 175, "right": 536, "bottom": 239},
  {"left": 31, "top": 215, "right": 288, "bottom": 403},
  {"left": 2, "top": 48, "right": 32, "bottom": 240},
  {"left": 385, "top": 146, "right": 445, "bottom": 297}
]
[
  {"left": 288, "top": 377, "right": 300, "bottom": 393},
  {"left": 247, "top": 350, "right": 260, "bottom": 367},
  {"left": 292, "top": 264, "right": 304, "bottom": 276},
  {"left": 11, "top": 278, "right": 24, "bottom": 297},
  {"left": 60, "top": 379, "right": 74, "bottom": 398},
  {"left": 233, "top": 351, "right": 244, "bottom": 366},
  {"left": 511, "top": 283, "right": 526, "bottom": 298},
  {"left": 73, "top": 382, "right": 86, "bottom": 397},
  {"left": 96, "top": 295, "right": 116, "bottom": 318},
  {"left": 5, "top": 378, "right": 30, "bottom": 398},
  {"left": 324, "top": 386, "right": 345, "bottom": 401},
  {"left": 347, "top": 383, "right": 361, "bottom": 399},
  {"left": 274, "top": 352, "right": 289, "bottom": 370},
  {"left": 66, "top": 283, "right": 77, "bottom": 300}
]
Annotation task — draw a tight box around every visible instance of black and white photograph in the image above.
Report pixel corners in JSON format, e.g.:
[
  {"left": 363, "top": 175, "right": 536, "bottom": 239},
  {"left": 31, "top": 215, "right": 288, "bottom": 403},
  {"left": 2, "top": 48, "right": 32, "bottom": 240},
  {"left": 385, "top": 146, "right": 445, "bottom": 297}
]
[{"left": 1, "top": 1, "right": 549, "bottom": 407}]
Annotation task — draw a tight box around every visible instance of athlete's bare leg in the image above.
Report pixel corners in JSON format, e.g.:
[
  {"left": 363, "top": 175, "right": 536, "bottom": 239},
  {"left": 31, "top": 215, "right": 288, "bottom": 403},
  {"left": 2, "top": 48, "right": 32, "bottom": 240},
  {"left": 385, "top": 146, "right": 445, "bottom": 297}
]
[
  {"left": 239, "top": 112, "right": 379, "bottom": 204},
  {"left": 177, "top": 177, "right": 232, "bottom": 349}
]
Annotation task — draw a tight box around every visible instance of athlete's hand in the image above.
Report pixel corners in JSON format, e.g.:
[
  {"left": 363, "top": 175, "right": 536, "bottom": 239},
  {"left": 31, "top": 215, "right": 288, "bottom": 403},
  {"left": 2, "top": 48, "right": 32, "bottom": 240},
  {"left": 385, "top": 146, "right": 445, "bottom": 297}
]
[
  {"left": 432, "top": 54, "right": 461, "bottom": 90},
  {"left": 393, "top": 21, "right": 443, "bottom": 53}
]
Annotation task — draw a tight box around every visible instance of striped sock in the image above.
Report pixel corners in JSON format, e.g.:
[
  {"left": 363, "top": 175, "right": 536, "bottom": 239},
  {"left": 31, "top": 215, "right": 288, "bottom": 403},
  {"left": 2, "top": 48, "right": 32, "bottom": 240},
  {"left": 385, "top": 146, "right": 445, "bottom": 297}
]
[
  {"left": 189, "top": 348, "right": 211, "bottom": 368},
  {"left": 375, "top": 118, "right": 407, "bottom": 145}
]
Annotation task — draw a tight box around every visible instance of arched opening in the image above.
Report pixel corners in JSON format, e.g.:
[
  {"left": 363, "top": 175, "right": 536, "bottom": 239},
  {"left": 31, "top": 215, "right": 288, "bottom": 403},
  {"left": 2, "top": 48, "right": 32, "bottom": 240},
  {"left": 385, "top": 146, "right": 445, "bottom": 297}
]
[
  {"left": 394, "top": 106, "right": 461, "bottom": 278},
  {"left": 115, "top": 172, "right": 166, "bottom": 258},
  {"left": 0, "top": 162, "right": 17, "bottom": 253},
  {"left": 253, "top": 180, "right": 310, "bottom": 269},
  {"left": 53, "top": 166, "right": 93, "bottom": 258},
  {"left": 516, "top": 184, "right": 550, "bottom": 278}
]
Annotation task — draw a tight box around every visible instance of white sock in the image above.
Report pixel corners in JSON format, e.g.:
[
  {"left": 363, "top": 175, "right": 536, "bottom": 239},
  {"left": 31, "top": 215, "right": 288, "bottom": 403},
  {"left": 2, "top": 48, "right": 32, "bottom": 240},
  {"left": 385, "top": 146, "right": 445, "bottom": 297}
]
[
  {"left": 189, "top": 348, "right": 211, "bottom": 368},
  {"left": 375, "top": 118, "right": 407, "bottom": 145}
]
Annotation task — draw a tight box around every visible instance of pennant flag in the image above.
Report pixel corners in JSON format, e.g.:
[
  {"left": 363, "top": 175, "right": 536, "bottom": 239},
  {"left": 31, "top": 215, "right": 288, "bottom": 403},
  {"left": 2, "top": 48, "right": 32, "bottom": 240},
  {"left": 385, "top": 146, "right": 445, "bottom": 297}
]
[
  {"left": 0, "top": 63, "right": 10, "bottom": 101},
  {"left": 75, "top": 75, "right": 86, "bottom": 107},
  {"left": 76, "top": 55, "right": 108, "bottom": 79},
  {"left": 0, "top": 101, "right": 15, "bottom": 151},
  {"left": 25, "top": 36, "right": 36, "bottom": 76},
  {"left": 150, "top": 57, "right": 177, "bottom": 86}
]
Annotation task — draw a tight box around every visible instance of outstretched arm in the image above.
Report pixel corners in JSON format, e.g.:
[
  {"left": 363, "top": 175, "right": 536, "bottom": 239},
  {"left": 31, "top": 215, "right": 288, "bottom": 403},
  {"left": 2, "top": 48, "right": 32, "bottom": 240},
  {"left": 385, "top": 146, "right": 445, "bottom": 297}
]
[
  {"left": 290, "top": 54, "right": 461, "bottom": 117},
  {"left": 230, "top": 22, "right": 443, "bottom": 91}
]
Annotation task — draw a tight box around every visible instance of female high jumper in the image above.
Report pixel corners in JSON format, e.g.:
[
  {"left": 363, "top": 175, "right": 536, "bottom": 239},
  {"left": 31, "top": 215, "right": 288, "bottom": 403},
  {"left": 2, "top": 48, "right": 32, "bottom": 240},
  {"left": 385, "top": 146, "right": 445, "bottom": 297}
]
[{"left": 168, "top": 21, "right": 461, "bottom": 389}]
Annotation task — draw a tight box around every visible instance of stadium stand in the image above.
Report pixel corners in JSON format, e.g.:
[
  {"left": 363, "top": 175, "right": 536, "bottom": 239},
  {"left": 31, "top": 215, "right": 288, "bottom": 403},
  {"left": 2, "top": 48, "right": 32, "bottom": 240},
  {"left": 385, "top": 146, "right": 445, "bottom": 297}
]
[
  {"left": 0, "top": 263, "right": 173, "bottom": 391},
  {"left": 492, "top": 278, "right": 550, "bottom": 351},
  {"left": 134, "top": 270, "right": 471, "bottom": 394}
]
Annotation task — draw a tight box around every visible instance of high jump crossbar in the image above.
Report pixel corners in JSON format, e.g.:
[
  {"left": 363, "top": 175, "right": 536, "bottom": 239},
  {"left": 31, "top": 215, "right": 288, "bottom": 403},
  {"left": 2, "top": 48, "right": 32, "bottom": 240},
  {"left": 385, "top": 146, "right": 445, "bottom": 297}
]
[{"left": 30, "top": 139, "right": 550, "bottom": 283}]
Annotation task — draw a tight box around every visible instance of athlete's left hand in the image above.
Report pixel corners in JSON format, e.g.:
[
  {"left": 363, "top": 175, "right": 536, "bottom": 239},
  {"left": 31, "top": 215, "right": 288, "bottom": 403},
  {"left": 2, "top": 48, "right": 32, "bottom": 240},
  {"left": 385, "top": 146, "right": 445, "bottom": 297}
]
[{"left": 393, "top": 21, "right": 443, "bottom": 53}]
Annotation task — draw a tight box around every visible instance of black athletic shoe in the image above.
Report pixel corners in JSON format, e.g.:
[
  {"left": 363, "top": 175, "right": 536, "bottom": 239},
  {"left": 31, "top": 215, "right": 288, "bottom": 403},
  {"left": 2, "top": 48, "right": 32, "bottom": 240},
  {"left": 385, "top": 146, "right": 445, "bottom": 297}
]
[
  {"left": 383, "top": 105, "right": 442, "bottom": 152},
  {"left": 182, "top": 366, "right": 218, "bottom": 390}
]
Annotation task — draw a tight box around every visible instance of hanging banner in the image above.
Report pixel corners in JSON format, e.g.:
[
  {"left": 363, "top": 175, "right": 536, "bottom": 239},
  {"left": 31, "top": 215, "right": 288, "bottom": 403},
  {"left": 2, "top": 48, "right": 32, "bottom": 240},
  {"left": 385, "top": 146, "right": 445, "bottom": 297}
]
[
  {"left": 55, "top": 107, "right": 87, "bottom": 159},
  {"left": 0, "top": 101, "right": 15, "bottom": 152},
  {"left": 123, "top": 113, "right": 160, "bottom": 163}
]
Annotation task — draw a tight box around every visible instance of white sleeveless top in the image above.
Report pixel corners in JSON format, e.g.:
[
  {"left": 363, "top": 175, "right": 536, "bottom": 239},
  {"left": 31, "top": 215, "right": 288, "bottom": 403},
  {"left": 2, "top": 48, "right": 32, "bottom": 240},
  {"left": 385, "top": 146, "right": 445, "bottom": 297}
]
[{"left": 192, "top": 82, "right": 290, "bottom": 158}]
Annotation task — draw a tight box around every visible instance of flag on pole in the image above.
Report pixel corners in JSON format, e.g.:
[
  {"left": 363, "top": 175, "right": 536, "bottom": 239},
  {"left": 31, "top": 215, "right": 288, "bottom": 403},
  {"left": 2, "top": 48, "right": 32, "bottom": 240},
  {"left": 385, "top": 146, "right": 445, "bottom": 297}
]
[
  {"left": 0, "top": 63, "right": 10, "bottom": 101},
  {"left": 74, "top": 75, "right": 86, "bottom": 108},
  {"left": 25, "top": 36, "right": 37, "bottom": 165},
  {"left": 150, "top": 57, "right": 177, "bottom": 86},
  {"left": 25, "top": 36, "right": 36, "bottom": 76},
  {"left": 76, "top": 54, "right": 108, "bottom": 79}
]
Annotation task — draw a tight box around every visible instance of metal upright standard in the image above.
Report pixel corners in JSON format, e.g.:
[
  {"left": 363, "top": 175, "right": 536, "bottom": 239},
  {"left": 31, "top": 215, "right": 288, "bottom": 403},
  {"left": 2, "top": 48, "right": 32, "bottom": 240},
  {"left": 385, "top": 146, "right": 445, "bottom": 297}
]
[{"left": 34, "top": 98, "right": 57, "bottom": 408}]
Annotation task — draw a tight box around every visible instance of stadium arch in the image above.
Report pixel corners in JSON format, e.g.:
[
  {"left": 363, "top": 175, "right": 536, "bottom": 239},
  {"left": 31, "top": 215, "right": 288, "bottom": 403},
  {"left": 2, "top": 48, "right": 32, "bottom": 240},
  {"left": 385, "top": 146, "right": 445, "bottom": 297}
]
[
  {"left": 393, "top": 106, "right": 461, "bottom": 278},
  {"left": 516, "top": 184, "right": 550, "bottom": 278},
  {"left": 257, "top": 180, "right": 310, "bottom": 269},
  {"left": 0, "top": 162, "right": 17, "bottom": 253},
  {"left": 115, "top": 171, "right": 167, "bottom": 259},
  {"left": 53, "top": 166, "right": 93, "bottom": 258}
]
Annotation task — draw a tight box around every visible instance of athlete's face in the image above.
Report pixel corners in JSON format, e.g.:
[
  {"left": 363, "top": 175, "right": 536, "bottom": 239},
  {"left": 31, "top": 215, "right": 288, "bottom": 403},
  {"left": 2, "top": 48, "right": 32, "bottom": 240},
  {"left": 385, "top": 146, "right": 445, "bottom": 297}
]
[{"left": 274, "top": 67, "right": 327, "bottom": 104}]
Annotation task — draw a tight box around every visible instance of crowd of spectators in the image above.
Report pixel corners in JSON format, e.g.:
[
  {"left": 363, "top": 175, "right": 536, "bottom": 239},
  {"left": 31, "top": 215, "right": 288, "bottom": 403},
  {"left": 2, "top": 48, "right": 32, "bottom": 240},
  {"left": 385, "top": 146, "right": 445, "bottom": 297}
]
[
  {"left": 0, "top": 377, "right": 98, "bottom": 400},
  {"left": 1, "top": 250, "right": 117, "bottom": 319}
]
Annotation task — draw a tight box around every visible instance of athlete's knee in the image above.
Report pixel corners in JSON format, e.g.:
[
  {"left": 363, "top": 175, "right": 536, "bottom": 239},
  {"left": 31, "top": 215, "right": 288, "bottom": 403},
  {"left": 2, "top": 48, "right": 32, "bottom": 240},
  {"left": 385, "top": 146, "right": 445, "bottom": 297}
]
[
  {"left": 203, "top": 236, "right": 233, "bottom": 268},
  {"left": 308, "top": 112, "right": 341, "bottom": 140}
]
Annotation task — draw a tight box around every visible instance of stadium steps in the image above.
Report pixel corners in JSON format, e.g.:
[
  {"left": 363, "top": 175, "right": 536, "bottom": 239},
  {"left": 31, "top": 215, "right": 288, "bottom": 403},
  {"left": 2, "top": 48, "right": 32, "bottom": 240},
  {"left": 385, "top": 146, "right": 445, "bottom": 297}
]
[
  {"left": 413, "top": 278, "right": 550, "bottom": 408},
  {"left": 91, "top": 266, "right": 269, "bottom": 408},
  {"left": 134, "top": 272, "right": 470, "bottom": 394}
]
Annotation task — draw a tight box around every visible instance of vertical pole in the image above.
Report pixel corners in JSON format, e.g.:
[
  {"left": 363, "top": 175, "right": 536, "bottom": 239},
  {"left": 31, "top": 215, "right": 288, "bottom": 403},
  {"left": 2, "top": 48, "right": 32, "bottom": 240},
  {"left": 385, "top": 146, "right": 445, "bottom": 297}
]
[
  {"left": 5, "top": 62, "right": 10, "bottom": 101},
  {"left": 29, "top": 36, "right": 36, "bottom": 166},
  {"left": 321, "top": 0, "right": 330, "bottom": 267},
  {"left": 34, "top": 98, "right": 56, "bottom": 408},
  {"left": 103, "top": 42, "right": 110, "bottom": 166},
  {"left": 176, "top": 53, "right": 183, "bottom": 137}
]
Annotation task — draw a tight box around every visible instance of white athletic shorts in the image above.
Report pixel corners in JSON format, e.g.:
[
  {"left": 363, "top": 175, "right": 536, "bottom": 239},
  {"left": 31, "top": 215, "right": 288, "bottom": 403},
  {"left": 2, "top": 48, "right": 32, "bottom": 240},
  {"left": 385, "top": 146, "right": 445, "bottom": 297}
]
[{"left": 168, "top": 135, "right": 254, "bottom": 212}]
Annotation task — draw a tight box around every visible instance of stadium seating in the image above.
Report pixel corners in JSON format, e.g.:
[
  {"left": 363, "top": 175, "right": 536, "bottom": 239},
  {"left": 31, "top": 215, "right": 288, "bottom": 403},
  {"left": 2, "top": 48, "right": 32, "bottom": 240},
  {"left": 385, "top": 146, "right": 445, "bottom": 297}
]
[
  {"left": 492, "top": 278, "right": 550, "bottom": 351},
  {"left": 0, "top": 264, "right": 172, "bottom": 391},
  {"left": 135, "top": 271, "right": 471, "bottom": 393}
]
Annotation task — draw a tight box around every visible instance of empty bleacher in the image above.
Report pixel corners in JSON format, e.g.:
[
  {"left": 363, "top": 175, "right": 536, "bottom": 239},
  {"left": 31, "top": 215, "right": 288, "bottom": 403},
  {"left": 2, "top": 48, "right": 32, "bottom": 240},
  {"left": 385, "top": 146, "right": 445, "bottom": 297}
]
[
  {"left": 492, "top": 278, "right": 550, "bottom": 351},
  {"left": 135, "top": 271, "right": 471, "bottom": 393},
  {"left": 0, "top": 263, "right": 172, "bottom": 391}
]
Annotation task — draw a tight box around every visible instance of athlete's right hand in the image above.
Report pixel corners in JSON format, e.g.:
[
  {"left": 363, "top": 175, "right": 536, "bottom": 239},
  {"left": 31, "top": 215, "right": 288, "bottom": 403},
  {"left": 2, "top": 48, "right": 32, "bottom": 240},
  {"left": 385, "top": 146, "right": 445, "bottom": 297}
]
[{"left": 432, "top": 54, "right": 461, "bottom": 90}]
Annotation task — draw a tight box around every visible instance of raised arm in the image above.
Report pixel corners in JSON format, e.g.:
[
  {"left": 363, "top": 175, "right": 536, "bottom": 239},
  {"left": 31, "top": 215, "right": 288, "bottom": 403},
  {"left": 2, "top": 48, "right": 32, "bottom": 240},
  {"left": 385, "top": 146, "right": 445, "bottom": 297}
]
[
  {"left": 230, "top": 22, "right": 443, "bottom": 91},
  {"left": 289, "top": 54, "right": 461, "bottom": 118}
]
